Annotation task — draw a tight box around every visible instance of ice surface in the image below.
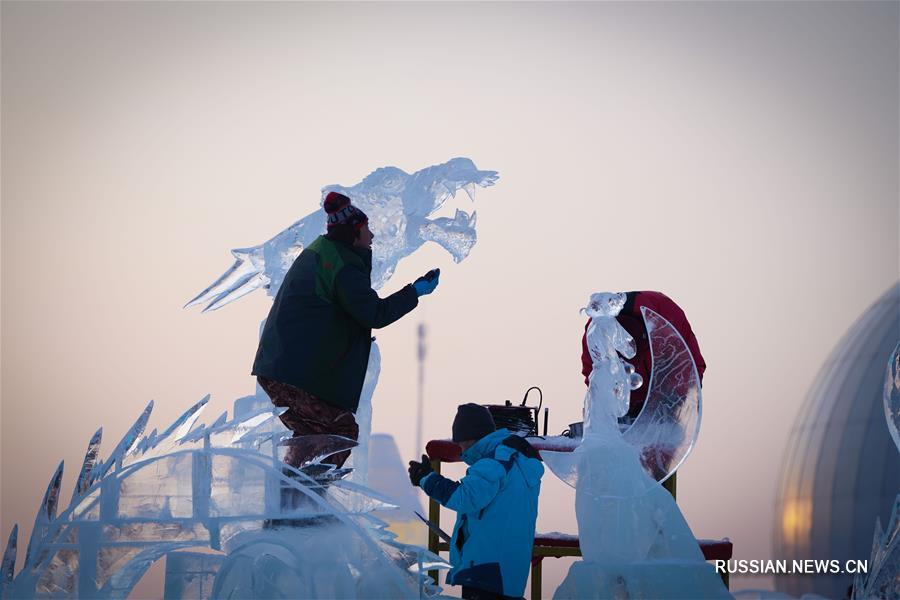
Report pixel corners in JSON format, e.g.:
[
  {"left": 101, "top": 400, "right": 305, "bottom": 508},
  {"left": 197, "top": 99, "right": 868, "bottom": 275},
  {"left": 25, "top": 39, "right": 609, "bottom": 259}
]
[
  {"left": 74, "top": 428, "right": 103, "bottom": 499},
  {"left": 164, "top": 551, "right": 223, "bottom": 599},
  {"left": 24, "top": 461, "right": 64, "bottom": 570},
  {"left": 211, "top": 523, "right": 423, "bottom": 599},
  {"left": 185, "top": 157, "right": 498, "bottom": 310},
  {"left": 851, "top": 345, "right": 900, "bottom": 599},
  {"left": 852, "top": 495, "right": 900, "bottom": 599},
  {"left": 547, "top": 292, "right": 729, "bottom": 599},
  {"left": 885, "top": 342, "right": 900, "bottom": 453},
  {"left": 279, "top": 434, "right": 359, "bottom": 468},
  {"left": 91, "top": 400, "right": 153, "bottom": 484},
  {"left": 0, "top": 525, "right": 17, "bottom": 596},
  {"left": 348, "top": 343, "right": 380, "bottom": 485}
]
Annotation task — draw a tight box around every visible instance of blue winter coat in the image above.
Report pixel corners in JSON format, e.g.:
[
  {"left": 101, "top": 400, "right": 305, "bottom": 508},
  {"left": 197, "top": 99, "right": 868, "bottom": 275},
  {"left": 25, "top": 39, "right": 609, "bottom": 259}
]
[{"left": 419, "top": 429, "right": 544, "bottom": 597}]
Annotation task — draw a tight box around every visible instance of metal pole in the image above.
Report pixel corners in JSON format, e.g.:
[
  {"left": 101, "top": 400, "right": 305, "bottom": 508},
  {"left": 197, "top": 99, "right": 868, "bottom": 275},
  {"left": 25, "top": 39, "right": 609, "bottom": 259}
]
[{"left": 416, "top": 323, "right": 427, "bottom": 454}]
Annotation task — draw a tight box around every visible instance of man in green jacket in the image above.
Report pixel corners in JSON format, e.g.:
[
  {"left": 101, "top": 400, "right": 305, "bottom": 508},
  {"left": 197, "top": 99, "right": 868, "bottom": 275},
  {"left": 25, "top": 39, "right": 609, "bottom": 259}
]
[{"left": 253, "top": 191, "right": 439, "bottom": 468}]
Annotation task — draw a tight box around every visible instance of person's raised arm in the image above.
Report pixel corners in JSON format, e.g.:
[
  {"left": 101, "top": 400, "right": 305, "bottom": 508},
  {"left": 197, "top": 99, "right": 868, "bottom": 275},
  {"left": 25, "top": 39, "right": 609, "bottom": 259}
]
[
  {"left": 335, "top": 266, "right": 440, "bottom": 329},
  {"left": 417, "top": 458, "right": 505, "bottom": 514},
  {"left": 334, "top": 265, "right": 418, "bottom": 329}
]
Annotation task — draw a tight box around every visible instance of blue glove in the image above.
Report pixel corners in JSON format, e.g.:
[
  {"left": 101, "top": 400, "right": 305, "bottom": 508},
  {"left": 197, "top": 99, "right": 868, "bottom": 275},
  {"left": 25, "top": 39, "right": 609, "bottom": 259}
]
[{"left": 413, "top": 269, "right": 440, "bottom": 297}]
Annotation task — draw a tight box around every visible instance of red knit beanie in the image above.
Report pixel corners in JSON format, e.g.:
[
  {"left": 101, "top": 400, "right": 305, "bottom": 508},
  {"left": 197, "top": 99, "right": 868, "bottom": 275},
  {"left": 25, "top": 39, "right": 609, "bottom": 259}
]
[{"left": 323, "top": 191, "right": 368, "bottom": 230}]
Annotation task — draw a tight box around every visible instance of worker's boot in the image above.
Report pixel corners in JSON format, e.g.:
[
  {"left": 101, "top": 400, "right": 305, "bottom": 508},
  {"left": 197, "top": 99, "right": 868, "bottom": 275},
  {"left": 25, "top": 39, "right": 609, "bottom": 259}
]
[{"left": 265, "top": 463, "right": 352, "bottom": 528}]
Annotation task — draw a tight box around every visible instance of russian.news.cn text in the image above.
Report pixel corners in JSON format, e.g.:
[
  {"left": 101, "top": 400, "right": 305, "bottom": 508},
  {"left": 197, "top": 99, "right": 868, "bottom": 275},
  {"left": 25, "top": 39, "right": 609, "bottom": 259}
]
[{"left": 715, "top": 559, "right": 868, "bottom": 575}]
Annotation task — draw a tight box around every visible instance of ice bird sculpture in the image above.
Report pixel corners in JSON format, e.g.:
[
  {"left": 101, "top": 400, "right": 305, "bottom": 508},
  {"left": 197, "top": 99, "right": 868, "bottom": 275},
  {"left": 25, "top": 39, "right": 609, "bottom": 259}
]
[{"left": 185, "top": 157, "right": 498, "bottom": 311}]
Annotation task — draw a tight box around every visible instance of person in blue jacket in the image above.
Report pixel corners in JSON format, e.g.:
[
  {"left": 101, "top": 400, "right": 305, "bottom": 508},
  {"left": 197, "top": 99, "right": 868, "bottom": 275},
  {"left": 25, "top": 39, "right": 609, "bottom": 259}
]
[{"left": 408, "top": 404, "right": 544, "bottom": 600}]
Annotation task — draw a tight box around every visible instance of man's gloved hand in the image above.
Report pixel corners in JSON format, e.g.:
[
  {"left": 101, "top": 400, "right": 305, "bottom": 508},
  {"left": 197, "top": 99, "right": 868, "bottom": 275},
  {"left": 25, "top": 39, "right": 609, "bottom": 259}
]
[
  {"left": 413, "top": 268, "right": 440, "bottom": 297},
  {"left": 408, "top": 454, "right": 433, "bottom": 486}
]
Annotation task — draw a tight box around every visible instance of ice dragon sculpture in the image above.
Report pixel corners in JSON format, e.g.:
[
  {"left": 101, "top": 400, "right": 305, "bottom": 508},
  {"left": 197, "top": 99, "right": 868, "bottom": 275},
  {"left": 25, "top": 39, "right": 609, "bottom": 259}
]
[
  {"left": 184, "top": 157, "right": 499, "bottom": 310},
  {"left": 851, "top": 341, "right": 900, "bottom": 599},
  {"left": 0, "top": 397, "right": 450, "bottom": 598},
  {"left": 184, "top": 157, "right": 498, "bottom": 484},
  {"left": 544, "top": 292, "right": 729, "bottom": 599}
]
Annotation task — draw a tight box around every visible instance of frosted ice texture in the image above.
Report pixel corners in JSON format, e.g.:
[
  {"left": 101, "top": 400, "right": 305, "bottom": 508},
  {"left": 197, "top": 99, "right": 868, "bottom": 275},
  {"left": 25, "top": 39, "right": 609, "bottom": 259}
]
[
  {"left": 851, "top": 343, "right": 900, "bottom": 599},
  {"left": 0, "top": 400, "right": 450, "bottom": 599},
  {"left": 581, "top": 292, "right": 640, "bottom": 427},
  {"left": 545, "top": 293, "right": 729, "bottom": 599},
  {"left": 851, "top": 496, "right": 900, "bottom": 600},
  {"left": 348, "top": 343, "right": 380, "bottom": 486}
]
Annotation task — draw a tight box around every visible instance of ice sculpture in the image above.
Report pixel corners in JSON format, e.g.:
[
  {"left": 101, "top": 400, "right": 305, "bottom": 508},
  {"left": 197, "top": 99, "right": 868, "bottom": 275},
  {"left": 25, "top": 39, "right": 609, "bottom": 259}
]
[
  {"left": 185, "top": 157, "right": 498, "bottom": 483},
  {"left": 0, "top": 398, "right": 450, "bottom": 599},
  {"left": 546, "top": 297, "right": 703, "bottom": 486},
  {"left": 184, "top": 157, "right": 498, "bottom": 311},
  {"left": 851, "top": 342, "right": 900, "bottom": 599},
  {"left": 886, "top": 342, "right": 900, "bottom": 453},
  {"left": 544, "top": 293, "right": 730, "bottom": 599}
]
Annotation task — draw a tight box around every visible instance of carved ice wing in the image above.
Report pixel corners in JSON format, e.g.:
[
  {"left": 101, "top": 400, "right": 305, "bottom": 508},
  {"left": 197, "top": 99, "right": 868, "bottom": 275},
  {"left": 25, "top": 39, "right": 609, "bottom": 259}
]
[
  {"left": 126, "top": 396, "right": 210, "bottom": 467},
  {"left": 184, "top": 211, "right": 325, "bottom": 312},
  {"left": 73, "top": 428, "right": 102, "bottom": 499},
  {"left": 91, "top": 400, "right": 153, "bottom": 483},
  {"left": 185, "top": 247, "right": 269, "bottom": 313},
  {"left": 0, "top": 524, "right": 17, "bottom": 596},
  {"left": 24, "top": 462, "right": 63, "bottom": 569}
]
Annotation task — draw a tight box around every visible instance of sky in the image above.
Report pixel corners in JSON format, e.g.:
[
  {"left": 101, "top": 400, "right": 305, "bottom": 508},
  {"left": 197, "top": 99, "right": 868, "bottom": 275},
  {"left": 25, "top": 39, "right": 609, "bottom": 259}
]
[{"left": 2, "top": 1, "right": 898, "bottom": 597}]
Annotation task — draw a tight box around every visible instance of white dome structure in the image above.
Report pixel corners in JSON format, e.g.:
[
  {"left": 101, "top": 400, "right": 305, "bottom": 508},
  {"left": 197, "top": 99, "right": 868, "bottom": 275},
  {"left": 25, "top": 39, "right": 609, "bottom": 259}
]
[{"left": 774, "top": 282, "right": 900, "bottom": 599}]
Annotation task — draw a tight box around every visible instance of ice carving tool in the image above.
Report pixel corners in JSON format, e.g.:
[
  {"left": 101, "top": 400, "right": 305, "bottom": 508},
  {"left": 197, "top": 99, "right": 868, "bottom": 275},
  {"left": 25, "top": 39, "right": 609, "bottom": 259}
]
[{"left": 415, "top": 511, "right": 451, "bottom": 542}]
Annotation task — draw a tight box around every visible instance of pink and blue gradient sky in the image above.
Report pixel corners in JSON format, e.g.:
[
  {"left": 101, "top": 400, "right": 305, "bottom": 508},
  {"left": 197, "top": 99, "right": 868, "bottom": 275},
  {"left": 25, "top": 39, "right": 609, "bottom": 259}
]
[{"left": 2, "top": 2, "right": 898, "bottom": 596}]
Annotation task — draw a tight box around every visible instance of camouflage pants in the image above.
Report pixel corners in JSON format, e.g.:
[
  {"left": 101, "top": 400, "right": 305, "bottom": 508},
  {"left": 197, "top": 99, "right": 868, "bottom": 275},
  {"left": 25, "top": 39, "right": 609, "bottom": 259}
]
[{"left": 257, "top": 377, "right": 359, "bottom": 468}]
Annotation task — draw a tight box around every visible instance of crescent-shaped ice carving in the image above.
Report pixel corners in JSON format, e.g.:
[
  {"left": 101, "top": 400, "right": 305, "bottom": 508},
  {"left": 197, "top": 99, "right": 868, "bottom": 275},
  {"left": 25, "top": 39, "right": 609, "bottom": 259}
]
[
  {"left": 545, "top": 307, "right": 702, "bottom": 487},
  {"left": 621, "top": 306, "right": 703, "bottom": 483}
]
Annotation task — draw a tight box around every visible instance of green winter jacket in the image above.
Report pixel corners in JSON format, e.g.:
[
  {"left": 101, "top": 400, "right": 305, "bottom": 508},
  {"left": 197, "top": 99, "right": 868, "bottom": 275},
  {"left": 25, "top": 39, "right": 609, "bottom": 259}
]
[{"left": 252, "top": 235, "right": 418, "bottom": 412}]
